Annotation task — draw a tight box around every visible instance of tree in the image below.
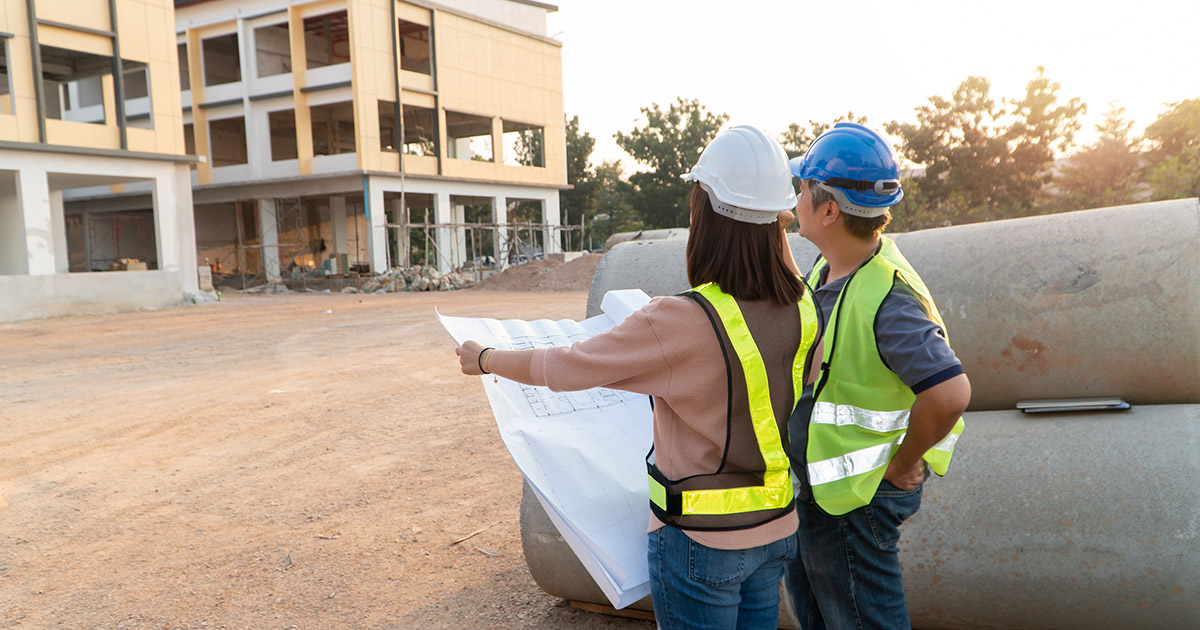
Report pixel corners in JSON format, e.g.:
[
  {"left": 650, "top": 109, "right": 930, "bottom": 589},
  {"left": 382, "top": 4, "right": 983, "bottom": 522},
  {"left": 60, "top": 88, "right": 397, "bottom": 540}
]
[
  {"left": 779, "top": 112, "right": 868, "bottom": 159},
  {"left": 586, "top": 160, "right": 641, "bottom": 250},
  {"left": 558, "top": 116, "right": 598, "bottom": 245},
  {"left": 615, "top": 98, "right": 728, "bottom": 228},
  {"left": 886, "top": 68, "right": 1085, "bottom": 223},
  {"left": 1142, "top": 98, "right": 1200, "bottom": 201},
  {"left": 1003, "top": 66, "right": 1086, "bottom": 215},
  {"left": 1054, "top": 103, "right": 1142, "bottom": 209}
]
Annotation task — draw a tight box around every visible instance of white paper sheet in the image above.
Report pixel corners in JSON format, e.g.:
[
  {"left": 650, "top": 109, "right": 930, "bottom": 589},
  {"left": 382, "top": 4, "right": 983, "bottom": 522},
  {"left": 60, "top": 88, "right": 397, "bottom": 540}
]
[{"left": 437, "top": 289, "right": 654, "bottom": 609}]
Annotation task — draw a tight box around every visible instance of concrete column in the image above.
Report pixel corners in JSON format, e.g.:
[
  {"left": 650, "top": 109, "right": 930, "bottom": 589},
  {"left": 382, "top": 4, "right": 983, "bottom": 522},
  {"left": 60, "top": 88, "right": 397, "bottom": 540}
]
[
  {"left": 365, "top": 178, "right": 388, "bottom": 273},
  {"left": 163, "top": 165, "right": 200, "bottom": 292},
  {"left": 492, "top": 195, "right": 508, "bottom": 270},
  {"left": 542, "top": 195, "right": 562, "bottom": 255},
  {"left": 49, "top": 189, "right": 68, "bottom": 274},
  {"left": 391, "top": 196, "right": 410, "bottom": 268},
  {"left": 16, "top": 169, "right": 56, "bottom": 276},
  {"left": 433, "top": 191, "right": 452, "bottom": 274},
  {"left": 330, "top": 195, "right": 349, "bottom": 273},
  {"left": 259, "top": 198, "right": 281, "bottom": 281},
  {"left": 0, "top": 174, "right": 26, "bottom": 275}
]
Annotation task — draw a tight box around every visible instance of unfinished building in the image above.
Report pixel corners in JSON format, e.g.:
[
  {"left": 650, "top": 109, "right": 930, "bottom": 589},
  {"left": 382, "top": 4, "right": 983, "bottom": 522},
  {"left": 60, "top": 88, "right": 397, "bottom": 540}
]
[
  {"left": 170, "top": 0, "right": 567, "bottom": 284},
  {"left": 0, "top": 0, "right": 199, "bottom": 321}
]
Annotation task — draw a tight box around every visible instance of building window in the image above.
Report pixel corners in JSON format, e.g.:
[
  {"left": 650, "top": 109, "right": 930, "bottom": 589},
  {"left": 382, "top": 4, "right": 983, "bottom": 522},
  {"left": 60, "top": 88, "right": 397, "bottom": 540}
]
[
  {"left": 208, "top": 116, "right": 248, "bottom": 166},
  {"left": 397, "top": 20, "right": 432, "bottom": 75},
  {"left": 183, "top": 122, "right": 197, "bottom": 169},
  {"left": 255, "top": 23, "right": 291, "bottom": 77},
  {"left": 268, "top": 109, "right": 297, "bottom": 160},
  {"left": 202, "top": 33, "right": 241, "bottom": 86},
  {"left": 124, "top": 64, "right": 152, "bottom": 129},
  {"left": 503, "top": 121, "right": 545, "bottom": 167},
  {"left": 39, "top": 45, "right": 110, "bottom": 124},
  {"left": 303, "top": 11, "right": 350, "bottom": 69},
  {"left": 310, "top": 101, "right": 355, "bottom": 156},
  {"left": 446, "top": 111, "right": 493, "bottom": 162},
  {"left": 178, "top": 43, "right": 190, "bottom": 90},
  {"left": 378, "top": 101, "right": 436, "bottom": 156},
  {"left": 0, "top": 40, "right": 12, "bottom": 115}
]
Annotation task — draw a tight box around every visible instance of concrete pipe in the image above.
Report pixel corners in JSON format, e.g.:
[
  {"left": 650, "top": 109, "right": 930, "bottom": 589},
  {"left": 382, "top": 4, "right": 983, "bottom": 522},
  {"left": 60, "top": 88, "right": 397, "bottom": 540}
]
[
  {"left": 522, "top": 404, "right": 1200, "bottom": 629},
  {"left": 588, "top": 199, "right": 1200, "bottom": 410},
  {"left": 903, "top": 404, "right": 1200, "bottom": 630}
]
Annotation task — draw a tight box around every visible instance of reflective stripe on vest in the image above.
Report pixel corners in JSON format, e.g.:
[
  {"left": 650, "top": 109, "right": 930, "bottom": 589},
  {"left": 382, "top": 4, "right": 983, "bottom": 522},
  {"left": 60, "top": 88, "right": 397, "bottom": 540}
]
[
  {"left": 647, "top": 282, "right": 818, "bottom": 517},
  {"left": 805, "top": 237, "right": 965, "bottom": 516}
]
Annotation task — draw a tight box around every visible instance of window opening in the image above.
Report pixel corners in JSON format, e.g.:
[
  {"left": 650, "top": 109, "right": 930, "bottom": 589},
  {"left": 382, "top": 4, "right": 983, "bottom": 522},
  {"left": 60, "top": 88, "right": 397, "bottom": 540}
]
[
  {"left": 269, "top": 109, "right": 298, "bottom": 160},
  {"left": 503, "top": 121, "right": 545, "bottom": 167},
  {"left": 178, "top": 43, "right": 189, "bottom": 90},
  {"left": 202, "top": 33, "right": 241, "bottom": 86},
  {"left": 310, "top": 101, "right": 355, "bottom": 156},
  {"left": 208, "top": 116, "right": 248, "bottom": 166},
  {"left": 123, "top": 64, "right": 152, "bottom": 129},
  {"left": 303, "top": 11, "right": 350, "bottom": 69},
  {"left": 183, "top": 122, "right": 197, "bottom": 169},
  {"left": 39, "top": 45, "right": 110, "bottom": 124},
  {"left": 0, "top": 40, "right": 12, "bottom": 115},
  {"left": 446, "top": 111, "right": 492, "bottom": 162},
  {"left": 397, "top": 20, "right": 432, "bottom": 75},
  {"left": 377, "top": 101, "right": 435, "bottom": 156},
  {"left": 255, "top": 23, "right": 291, "bottom": 77}
]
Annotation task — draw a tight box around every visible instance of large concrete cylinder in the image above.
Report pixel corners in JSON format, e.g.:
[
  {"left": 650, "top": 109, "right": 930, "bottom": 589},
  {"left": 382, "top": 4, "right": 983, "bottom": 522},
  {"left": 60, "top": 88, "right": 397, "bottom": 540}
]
[
  {"left": 522, "top": 404, "right": 1200, "bottom": 628},
  {"left": 525, "top": 199, "right": 1200, "bottom": 627},
  {"left": 588, "top": 199, "right": 1200, "bottom": 410},
  {"left": 903, "top": 404, "right": 1200, "bottom": 630}
]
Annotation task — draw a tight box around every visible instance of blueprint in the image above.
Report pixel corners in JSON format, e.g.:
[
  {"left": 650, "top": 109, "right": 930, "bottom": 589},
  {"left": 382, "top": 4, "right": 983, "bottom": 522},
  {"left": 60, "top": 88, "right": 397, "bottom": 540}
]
[{"left": 438, "top": 289, "right": 654, "bottom": 608}]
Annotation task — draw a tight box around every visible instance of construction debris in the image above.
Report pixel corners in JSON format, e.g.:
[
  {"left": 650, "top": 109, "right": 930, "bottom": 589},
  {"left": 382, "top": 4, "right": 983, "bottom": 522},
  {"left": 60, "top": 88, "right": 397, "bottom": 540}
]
[{"left": 356, "top": 265, "right": 477, "bottom": 293}]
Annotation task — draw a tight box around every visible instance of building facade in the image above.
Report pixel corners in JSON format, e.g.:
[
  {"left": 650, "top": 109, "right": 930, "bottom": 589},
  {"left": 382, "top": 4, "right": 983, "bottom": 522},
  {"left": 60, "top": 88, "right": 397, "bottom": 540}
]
[
  {"left": 0, "top": 0, "right": 200, "bottom": 321},
  {"left": 173, "top": 0, "right": 566, "bottom": 280}
]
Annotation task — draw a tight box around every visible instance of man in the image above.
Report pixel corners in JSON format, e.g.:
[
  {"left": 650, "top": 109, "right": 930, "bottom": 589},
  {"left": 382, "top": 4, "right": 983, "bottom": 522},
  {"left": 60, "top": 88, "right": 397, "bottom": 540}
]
[{"left": 785, "top": 123, "right": 970, "bottom": 629}]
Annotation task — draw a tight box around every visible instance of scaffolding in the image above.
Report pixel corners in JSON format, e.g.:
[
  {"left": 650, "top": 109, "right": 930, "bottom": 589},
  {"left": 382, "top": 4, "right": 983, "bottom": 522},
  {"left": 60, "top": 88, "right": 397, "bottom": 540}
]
[{"left": 385, "top": 206, "right": 582, "bottom": 281}]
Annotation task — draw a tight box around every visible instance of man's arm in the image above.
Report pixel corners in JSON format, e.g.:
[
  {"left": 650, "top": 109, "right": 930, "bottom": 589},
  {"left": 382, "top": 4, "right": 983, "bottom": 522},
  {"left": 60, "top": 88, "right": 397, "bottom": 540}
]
[{"left": 883, "top": 373, "right": 971, "bottom": 490}]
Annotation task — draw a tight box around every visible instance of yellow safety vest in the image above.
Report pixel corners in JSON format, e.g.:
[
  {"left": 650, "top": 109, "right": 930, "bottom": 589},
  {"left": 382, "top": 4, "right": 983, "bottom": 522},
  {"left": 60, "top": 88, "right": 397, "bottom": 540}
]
[
  {"left": 805, "top": 237, "right": 965, "bottom": 516},
  {"left": 648, "top": 282, "right": 819, "bottom": 530}
]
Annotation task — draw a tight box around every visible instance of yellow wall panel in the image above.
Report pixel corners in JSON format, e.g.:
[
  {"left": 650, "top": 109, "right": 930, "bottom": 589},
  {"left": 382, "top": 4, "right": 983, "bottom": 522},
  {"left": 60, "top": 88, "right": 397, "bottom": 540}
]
[
  {"left": 116, "top": 1, "right": 150, "bottom": 63},
  {"left": 36, "top": 0, "right": 110, "bottom": 32},
  {"left": 396, "top": 2, "right": 431, "bottom": 27},
  {"left": 36, "top": 25, "right": 113, "bottom": 58}
]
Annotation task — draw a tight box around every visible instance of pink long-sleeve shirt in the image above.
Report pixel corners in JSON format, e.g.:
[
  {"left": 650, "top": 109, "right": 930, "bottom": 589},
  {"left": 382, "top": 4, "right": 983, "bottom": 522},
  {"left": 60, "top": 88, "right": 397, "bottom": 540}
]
[{"left": 530, "top": 294, "right": 812, "bottom": 550}]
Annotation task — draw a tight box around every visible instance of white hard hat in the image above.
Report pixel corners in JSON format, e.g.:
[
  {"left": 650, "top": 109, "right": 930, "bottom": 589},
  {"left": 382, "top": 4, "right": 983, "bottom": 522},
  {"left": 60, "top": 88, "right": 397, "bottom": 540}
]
[{"left": 683, "top": 125, "right": 796, "bottom": 224}]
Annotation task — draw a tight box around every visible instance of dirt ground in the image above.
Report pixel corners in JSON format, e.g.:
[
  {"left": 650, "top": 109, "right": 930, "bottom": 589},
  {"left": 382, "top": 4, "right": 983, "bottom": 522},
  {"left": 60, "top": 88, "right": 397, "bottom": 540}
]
[{"left": 0, "top": 290, "right": 654, "bottom": 629}]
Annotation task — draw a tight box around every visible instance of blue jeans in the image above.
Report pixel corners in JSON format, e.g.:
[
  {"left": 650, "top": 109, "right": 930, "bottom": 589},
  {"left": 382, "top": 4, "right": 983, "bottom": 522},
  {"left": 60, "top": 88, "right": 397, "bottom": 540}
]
[
  {"left": 786, "top": 480, "right": 923, "bottom": 630},
  {"left": 648, "top": 526, "right": 797, "bottom": 630}
]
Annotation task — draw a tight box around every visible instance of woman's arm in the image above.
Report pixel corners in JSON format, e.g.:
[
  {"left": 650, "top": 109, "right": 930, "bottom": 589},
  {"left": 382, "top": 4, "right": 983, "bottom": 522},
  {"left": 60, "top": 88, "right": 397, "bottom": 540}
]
[{"left": 456, "top": 340, "right": 536, "bottom": 385}]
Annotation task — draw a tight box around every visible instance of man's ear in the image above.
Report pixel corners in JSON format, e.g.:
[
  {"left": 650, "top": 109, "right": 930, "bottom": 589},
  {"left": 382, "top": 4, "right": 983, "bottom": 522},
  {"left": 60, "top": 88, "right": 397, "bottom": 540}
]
[{"left": 822, "top": 200, "right": 841, "bottom": 227}]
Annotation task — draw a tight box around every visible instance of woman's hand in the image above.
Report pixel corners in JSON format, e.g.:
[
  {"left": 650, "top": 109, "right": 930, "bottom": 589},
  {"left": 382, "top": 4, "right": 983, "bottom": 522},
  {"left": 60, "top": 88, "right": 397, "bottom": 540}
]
[{"left": 456, "top": 340, "right": 490, "bottom": 375}]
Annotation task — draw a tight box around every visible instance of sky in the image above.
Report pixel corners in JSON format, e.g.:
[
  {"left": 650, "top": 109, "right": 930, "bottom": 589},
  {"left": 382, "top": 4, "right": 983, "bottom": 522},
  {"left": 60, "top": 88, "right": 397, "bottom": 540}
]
[{"left": 545, "top": 0, "right": 1200, "bottom": 171}]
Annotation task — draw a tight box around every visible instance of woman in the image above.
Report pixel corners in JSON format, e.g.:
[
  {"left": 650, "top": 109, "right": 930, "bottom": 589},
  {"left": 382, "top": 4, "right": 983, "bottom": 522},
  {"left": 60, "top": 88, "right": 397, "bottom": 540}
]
[{"left": 456, "top": 125, "right": 820, "bottom": 630}]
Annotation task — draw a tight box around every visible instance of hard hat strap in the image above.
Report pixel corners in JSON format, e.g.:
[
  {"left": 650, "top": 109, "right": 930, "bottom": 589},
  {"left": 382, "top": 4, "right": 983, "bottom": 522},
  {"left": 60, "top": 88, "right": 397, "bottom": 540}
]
[
  {"left": 817, "top": 183, "right": 889, "bottom": 218},
  {"left": 824, "top": 177, "right": 901, "bottom": 196}
]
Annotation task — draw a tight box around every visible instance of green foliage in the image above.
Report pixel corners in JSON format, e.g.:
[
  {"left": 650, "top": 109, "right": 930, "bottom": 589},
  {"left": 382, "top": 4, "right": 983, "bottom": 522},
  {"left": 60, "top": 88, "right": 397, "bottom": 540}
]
[
  {"left": 615, "top": 98, "right": 728, "bottom": 229},
  {"left": 779, "top": 112, "right": 868, "bottom": 159},
  {"left": 513, "top": 128, "right": 545, "bottom": 167},
  {"left": 559, "top": 116, "right": 598, "bottom": 228},
  {"left": 886, "top": 67, "right": 1085, "bottom": 224},
  {"left": 1054, "top": 103, "right": 1142, "bottom": 210},
  {"left": 1143, "top": 99, "right": 1200, "bottom": 201},
  {"left": 586, "top": 160, "right": 642, "bottom": 250}
]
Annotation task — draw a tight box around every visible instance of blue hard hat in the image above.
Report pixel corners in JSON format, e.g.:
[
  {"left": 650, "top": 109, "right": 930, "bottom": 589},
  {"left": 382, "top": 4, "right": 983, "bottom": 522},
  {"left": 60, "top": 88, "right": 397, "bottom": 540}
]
[{"left": 789, "top": 122, "right": 903, "bottom": 208}]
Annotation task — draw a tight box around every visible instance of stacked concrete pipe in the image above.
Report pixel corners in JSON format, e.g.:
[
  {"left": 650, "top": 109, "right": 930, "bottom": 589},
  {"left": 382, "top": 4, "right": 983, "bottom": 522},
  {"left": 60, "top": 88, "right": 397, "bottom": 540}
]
[{"left": 521, "top": 198, "right": 1200, "bottom": 629}]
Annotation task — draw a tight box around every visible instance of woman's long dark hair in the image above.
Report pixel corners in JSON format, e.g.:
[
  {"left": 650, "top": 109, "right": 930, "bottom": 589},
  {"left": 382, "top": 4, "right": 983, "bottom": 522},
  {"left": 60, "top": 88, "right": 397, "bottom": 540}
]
[{"left": 685, "top": 185, "right": 803, "bottom": 306}]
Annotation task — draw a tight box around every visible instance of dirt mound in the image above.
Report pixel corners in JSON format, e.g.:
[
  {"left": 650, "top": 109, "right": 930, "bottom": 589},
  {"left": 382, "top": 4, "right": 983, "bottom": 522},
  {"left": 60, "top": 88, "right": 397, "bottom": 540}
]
[{"left": 475, "top": 254, "right": 602, "bottom": 292}]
